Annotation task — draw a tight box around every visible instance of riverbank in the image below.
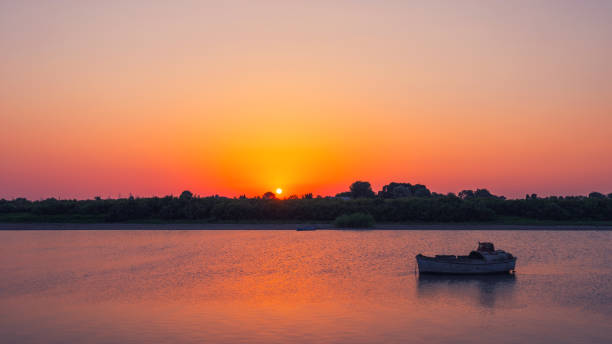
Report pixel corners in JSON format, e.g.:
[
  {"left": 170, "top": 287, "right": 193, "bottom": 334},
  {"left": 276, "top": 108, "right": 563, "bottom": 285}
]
[{"left": 1, "top": 223, "right": 612, "bottom": 230}]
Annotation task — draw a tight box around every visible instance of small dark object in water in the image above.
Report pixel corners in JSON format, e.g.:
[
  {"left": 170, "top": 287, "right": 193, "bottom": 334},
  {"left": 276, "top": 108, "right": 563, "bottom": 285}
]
[{"left": 296, "top": 226, "right": 317, "bottom": 231}]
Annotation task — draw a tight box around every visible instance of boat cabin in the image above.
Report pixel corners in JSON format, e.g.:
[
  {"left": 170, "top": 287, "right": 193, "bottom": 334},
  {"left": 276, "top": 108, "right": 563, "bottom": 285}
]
[{"left": 477, "top": 242, "right": 495, "bottom": 252}]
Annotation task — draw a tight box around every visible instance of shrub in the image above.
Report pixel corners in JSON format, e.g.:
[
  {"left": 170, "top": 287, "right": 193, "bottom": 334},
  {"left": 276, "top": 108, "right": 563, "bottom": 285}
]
[{"left": 334, "top": 212, "right": 375, "bottom": 228}]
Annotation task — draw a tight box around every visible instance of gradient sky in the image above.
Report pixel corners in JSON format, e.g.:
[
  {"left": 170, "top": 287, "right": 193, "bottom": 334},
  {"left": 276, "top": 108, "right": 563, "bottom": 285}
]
[{"left": 1, "top": 0, "right": 611, "bottom": 199}]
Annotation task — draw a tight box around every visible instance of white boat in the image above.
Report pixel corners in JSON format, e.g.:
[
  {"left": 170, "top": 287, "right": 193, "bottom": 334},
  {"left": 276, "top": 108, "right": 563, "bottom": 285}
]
[{"left": 416, "top": 242, "right": 516, "bottom": 274}]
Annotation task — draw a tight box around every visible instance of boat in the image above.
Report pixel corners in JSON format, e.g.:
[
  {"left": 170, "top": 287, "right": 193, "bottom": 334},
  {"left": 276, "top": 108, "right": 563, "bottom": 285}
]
[
  {"left": 416, "top": 242, "right": 516, "bottom": 274},
  {"left": 296, "top": 225, "right": 317, "bottom": 231}
]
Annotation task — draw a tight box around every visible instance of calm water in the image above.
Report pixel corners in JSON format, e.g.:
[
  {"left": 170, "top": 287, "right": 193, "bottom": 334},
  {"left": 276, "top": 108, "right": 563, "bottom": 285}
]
[{"left": 1, "top": 230, "right": 611, "bottom": 343}]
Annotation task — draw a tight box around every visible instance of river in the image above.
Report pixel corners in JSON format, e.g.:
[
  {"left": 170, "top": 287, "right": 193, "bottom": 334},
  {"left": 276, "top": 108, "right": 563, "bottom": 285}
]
[{"left": 1, "top": 230, "right": 610, "bottom": 343}]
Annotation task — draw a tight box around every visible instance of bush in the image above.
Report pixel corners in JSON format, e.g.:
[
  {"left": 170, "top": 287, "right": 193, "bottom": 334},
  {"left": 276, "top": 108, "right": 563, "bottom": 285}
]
[{"left": 334, "top": 213, "right": 375, "bottom": 228}]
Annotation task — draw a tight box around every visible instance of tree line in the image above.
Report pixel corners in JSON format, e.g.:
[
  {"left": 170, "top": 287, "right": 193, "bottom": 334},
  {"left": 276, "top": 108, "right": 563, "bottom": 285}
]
[{"left": 1, "top": 181, "right": 611, "bottom": 223}]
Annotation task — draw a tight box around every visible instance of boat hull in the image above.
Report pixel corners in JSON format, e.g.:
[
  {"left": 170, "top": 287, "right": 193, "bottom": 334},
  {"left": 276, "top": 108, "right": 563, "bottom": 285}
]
[{"left": 416, "top": 255, "right": 516, "bottom": 274}]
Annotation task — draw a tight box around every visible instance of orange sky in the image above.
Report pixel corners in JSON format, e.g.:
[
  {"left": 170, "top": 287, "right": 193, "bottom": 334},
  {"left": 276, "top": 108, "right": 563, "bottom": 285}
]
[{"left": 1, "top": 1, "right": 611, "bottom": 199}]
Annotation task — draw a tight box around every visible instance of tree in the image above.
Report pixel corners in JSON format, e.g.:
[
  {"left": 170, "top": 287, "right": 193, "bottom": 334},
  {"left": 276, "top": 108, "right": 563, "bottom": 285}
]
[
  {"left": 458, "top": 190, "right": 475, "bottom": 200},
  {"left": 379, "top": 182, "right": 406, "bottom": 198},
  {"left": 263, "top": 191, "right": 276, "bottom": 199},
  {"left": 302, "top": 193, "right": 313, "bottom": 199},
  {"left": 179, "top": 190, "right": 193, "bottom": 200},
  {"left": 349, "top": 181, "right": 375, "bottom": 198},
  {"left": 379, "top": 182, "right": 432, "bottom": 198},
  {"left": 474, "top": 189, "right": 494, "bottom": 198},
  {"left": 588, "top": 192, "right": 605, "bottom": 199},
  {"left": 412, "top": 184, "right": 431, "bottom": 197},
  {"left": 392, "top": 185, "right": 411, "bottom": 198}
]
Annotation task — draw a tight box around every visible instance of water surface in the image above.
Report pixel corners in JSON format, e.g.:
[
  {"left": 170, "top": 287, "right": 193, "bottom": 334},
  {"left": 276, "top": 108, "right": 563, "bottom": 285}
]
[{"left": 1, "top": 230, "right": 611, "bottom": 343}]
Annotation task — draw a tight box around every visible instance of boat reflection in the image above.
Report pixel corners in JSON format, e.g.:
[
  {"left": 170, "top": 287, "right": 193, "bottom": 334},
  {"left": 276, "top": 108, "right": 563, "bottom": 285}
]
[{"left": 416, "top": 273, "right": 517, "bottom": 309}]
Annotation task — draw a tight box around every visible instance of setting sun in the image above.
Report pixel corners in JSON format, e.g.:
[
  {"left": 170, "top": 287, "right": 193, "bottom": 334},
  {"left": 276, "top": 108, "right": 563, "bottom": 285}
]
[{"left": 276, "top": 188, "right": 283, "bottom": 195}]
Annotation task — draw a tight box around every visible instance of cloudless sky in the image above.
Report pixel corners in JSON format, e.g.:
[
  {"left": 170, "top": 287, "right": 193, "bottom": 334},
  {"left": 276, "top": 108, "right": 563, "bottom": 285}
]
[{"left": 1, "top": 0, "right": 611, "bottom": 199}]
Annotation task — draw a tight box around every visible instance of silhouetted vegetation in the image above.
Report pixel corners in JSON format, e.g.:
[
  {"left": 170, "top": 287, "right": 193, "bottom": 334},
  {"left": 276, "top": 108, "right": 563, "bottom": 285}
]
[
  {"left": 349, "top": 181, "right": 376, "bottom": 198},
  {"left": 1, "top": 181, "right": 611, "bottom": 224},
  {"left": 334, "top": 213, "right": 375, "bottom": 228},
  {"left": 263, "top": 192, "right": 276, "bottom": 200},
  {"left": 379, "top": 182, "right": 431, "bottom": 198}
]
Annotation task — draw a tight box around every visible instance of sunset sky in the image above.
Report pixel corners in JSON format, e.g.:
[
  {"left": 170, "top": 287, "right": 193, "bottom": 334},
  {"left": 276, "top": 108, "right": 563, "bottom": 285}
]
[{"left": 1, "top": 0, "right": 611, "bottom": 200}]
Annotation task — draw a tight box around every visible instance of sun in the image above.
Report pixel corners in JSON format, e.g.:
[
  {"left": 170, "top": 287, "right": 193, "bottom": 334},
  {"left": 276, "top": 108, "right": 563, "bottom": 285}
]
[{"left": 275, "top": 188, "right": 283, "bottom": 195}]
